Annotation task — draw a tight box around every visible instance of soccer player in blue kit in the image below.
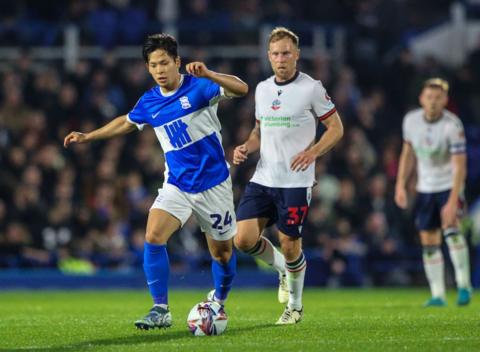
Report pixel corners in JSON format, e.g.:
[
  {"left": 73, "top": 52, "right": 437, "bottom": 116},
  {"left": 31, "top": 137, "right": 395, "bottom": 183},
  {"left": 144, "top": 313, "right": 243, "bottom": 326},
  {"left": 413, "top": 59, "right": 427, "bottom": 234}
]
[{"left": 64, "top": 33, "right": 248, "bottom": 329}]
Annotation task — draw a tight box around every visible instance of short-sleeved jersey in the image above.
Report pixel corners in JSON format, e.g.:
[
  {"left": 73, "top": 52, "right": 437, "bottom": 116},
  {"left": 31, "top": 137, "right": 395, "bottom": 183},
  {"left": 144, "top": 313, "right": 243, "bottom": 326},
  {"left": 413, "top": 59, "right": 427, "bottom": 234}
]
[
  {"left": 402, "top": 108, "right": 466, "bottom": 193},
  {"left": 250, "top": 71, "right": 336, "bottom": 188},
  {"left": 127, "top": 74, "right": 229, "bottom": 193}
]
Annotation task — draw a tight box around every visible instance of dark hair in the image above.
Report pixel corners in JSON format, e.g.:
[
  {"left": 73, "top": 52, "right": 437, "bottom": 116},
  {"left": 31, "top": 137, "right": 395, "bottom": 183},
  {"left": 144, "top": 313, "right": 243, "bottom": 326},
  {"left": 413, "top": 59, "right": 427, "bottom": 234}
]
[{"left": 142, "top": 33, "right": 178, "bottom": 63}]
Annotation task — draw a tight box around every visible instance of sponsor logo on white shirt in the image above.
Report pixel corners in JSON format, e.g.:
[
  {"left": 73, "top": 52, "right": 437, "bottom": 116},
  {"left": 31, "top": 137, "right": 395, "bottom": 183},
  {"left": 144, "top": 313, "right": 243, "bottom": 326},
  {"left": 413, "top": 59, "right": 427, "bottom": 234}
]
[{"left": 271, "top": 99, "right": 281, "bottom": 110}]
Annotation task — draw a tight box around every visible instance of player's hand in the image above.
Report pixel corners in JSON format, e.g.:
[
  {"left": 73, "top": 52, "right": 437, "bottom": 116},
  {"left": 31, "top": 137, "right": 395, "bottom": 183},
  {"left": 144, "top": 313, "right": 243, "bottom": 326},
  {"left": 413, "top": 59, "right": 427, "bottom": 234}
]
[
  {"left": 64, "top": 131, "right": 88, "bottom": 148},
  {"left": 394, "top": 186, "right": 408, "bottom": 209},
  {"left": 186, "top": 62, "right": 211, "bottom": 78},
  {"left": 233, "top": 144, "right": 248, "bottom": 165},
  {"left": 441, "top": 199, "right": 458, "bottom": 227},
  {"left": 290, "top": 150, "right": 316, "bottom": 172}
]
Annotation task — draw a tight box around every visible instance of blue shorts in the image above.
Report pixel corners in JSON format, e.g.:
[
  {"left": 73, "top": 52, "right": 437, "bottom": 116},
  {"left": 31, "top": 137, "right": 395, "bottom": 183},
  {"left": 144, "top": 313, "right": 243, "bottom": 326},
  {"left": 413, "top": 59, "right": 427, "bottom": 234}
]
[
  {"left": 414, "top": 190, "right": 465, "bottom": 231},
  {"left": 236, "top": 182, "right": 312, "bottom": 237}
]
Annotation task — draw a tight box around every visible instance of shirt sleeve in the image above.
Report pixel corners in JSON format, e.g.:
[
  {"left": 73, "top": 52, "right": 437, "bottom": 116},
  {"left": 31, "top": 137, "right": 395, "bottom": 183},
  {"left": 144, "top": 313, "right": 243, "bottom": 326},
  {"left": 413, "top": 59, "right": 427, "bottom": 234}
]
[
  {"left": 402, "top": 115, "right": 411, "bottom": 144},
  {"left": 447, "top": 118, "right": 466, "bottom": 154},
  {"left": 311, "top": 81, "right": 336, "bottom": 121},
  {"left": 254, "top": 85, "right": 260, "bottom": 122},
  {"left": 126, "top": 95, "right": 148, "bottom": 130},
  {"left": 202, "top": 79, "right": 228, "bottom": 106}
]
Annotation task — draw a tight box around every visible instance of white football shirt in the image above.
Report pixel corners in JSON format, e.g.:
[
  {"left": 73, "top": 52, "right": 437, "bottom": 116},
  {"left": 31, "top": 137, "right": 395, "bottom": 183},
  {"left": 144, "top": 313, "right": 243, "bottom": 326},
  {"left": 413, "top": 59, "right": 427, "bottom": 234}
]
[
  {"left": 402, "top": 108, "right": 466, "bottom": 193},
  {"left": 250, "top": 71, "right": 336, "bottom": 188}
]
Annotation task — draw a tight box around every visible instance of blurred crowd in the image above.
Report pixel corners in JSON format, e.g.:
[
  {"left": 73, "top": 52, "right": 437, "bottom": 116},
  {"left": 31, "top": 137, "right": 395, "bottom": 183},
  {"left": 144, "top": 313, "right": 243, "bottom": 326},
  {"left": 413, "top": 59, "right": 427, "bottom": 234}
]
[
  {"left": 0, "top": 0, "right": 461, "bottom": 47},
  {"left": 1, "top": 0, "right": 480, "bottom": 287}
]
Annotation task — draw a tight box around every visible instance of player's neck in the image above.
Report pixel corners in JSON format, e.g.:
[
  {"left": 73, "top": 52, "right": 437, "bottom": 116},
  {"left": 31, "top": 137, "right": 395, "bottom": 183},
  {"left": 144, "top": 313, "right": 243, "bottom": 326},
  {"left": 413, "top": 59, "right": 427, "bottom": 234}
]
[
  {"left": 160, "top": 73, "right": 182, "bottom": 94},
  {"left": 423, "top": 111, "right": 443, "bottom": 123},
  {"left": 274, "top": 70, "right": 299, "bottom": 85}
]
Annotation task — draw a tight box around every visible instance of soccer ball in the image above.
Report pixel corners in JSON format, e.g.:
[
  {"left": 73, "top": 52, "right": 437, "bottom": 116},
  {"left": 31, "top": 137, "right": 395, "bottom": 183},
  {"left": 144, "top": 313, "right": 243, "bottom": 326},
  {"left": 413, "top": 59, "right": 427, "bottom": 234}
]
[{"left": 187, "top": 301, "right": 228, "bottom": 336}]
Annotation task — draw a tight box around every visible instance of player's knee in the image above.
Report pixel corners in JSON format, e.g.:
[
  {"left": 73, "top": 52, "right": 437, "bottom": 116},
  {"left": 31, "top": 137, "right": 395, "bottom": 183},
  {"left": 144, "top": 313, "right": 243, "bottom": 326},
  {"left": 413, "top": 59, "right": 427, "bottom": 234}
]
[
  {"left": 145, "top": 228, "right": 167, "bottom": 244},
  {"left": 233, "top": 234, "right": 256, "bottom": 252},
  {"left": 211, "top": 250, "right": 232, "bottom": 264}
]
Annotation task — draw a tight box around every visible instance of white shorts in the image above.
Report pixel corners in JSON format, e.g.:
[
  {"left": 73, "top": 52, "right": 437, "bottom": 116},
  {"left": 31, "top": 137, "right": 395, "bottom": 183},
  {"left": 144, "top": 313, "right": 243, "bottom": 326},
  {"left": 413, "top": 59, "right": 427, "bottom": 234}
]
[{"left": 150, "top": 177, "right": 237, "bottom": 241}]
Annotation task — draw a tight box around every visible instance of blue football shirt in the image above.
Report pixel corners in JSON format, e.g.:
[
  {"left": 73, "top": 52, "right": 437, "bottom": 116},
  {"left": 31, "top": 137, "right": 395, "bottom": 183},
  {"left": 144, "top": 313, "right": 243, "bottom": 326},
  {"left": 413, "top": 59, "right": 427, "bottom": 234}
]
[{"left": 127, "top": 74, "right": 230, "bottom": 193}]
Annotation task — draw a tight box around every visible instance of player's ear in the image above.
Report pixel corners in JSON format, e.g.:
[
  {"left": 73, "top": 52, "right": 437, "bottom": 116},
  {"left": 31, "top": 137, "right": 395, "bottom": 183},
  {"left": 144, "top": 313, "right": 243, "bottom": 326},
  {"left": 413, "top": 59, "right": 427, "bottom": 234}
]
[
  {"left": 145, "top": 52, "right": 151, "bottom": 69},
  {"left": 443, "top": 93, "right": 449, "bottom": 106},
  {"left": 418, "top": 89, "right": 425, "bottom": 105},
  {"left": 267, "top": 50, "right": 273, "bottom": 62},
  {"left": 175, "top": 56, "right": 181, "bottom": 69}
]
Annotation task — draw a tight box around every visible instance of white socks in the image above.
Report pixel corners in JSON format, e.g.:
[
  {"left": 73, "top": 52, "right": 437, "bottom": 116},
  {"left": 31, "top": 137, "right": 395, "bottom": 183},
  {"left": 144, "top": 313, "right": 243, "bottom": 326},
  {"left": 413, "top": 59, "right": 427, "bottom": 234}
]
[
  {"left": 423, "top": 245, "right": 445, "bottom": 299},
  {"left": 285, "top": 252, "right": 306, "bottom": 310},
  {"left": 246, "top": 236, "right": 285, "bottom": 274},
  {"left": 246, "top": 237, "right": 306, "bottom": 310},
  {"left": 444, "top": 228, "right": 471, "bottom": 289}
]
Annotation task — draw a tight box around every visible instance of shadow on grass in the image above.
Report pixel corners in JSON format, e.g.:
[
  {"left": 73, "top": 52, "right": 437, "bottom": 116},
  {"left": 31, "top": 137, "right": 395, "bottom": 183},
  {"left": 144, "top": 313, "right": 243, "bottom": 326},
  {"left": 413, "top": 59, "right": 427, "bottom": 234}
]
[{"left": 1, "top": 323, "right": 274, "bottom": 351}]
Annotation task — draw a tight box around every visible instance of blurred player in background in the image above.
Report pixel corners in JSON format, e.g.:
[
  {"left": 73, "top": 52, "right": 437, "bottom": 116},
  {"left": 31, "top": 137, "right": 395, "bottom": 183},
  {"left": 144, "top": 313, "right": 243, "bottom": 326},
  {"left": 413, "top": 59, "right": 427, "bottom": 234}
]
[
  {"left": 395, "top": 78, "right": 472, "bottom": 307},
  {"left": 233, "top": 27, "right": 343, "bottom": 324},
  {"left": 64, "top": 33, "right": 248, "bottom": 329}
]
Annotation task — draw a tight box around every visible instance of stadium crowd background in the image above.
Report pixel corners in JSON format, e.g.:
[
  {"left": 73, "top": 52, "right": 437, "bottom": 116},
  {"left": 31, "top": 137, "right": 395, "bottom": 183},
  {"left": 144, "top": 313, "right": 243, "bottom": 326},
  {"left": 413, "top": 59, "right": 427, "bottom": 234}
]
[{"left": 1, "top": 0, "right": 480, "bottom": 287}]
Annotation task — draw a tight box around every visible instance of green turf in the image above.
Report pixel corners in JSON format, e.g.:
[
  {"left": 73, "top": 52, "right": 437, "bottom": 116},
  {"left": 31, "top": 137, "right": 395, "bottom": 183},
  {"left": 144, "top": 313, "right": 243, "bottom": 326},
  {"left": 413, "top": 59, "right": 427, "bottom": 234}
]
[{"left": 0, "top": 288, "right": 478, "bottom": 351}]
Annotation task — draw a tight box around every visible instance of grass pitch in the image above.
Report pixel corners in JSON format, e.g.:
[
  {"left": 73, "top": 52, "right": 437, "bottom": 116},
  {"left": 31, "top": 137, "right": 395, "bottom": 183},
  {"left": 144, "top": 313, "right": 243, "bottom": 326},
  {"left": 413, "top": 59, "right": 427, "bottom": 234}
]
[{"left": 0, "top": 288, "right": 478, "bottom": 351}]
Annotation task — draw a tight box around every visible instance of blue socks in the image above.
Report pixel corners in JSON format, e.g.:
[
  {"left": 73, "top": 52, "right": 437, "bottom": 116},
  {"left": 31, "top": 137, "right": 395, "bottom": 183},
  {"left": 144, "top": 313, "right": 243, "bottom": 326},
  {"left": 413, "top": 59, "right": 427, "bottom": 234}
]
[
  {"left": 143, "top": 242, "right": 169, "bottom": 305},
  {"left": 211, "top": 251, "right": 237, "bottom": 302},
  {"left": 144, "top": 242, "right": 236, "bottom": 305}
]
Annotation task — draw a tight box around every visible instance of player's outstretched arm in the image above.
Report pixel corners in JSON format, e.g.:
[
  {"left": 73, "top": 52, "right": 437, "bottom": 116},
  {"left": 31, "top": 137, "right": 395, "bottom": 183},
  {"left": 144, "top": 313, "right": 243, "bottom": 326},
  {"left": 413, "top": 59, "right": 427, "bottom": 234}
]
[
  {"left": 291, "top": 112, "right": 343, "bottom": 172},
  {"left": 394, "top": 141, "right": 415, "bottom": 209},
  {"left": 233, "top": 121, "right": 260, "bottom": 165},
  {"left": 186, "top": 61, "right": 248, "bottom": 97},
  {"left": 64, "top": 115, "right": 136, "bottom": 148}
]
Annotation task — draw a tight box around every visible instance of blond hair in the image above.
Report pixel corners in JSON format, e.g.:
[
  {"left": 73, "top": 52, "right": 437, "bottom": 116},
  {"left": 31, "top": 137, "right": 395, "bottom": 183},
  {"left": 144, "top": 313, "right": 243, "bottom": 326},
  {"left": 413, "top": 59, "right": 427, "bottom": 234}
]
[
  {"left": 423, "top": 78, "right": 449, "bottom": 93},
  {"left": 268, "top": 27, "right": 299, "bottom": 47}
]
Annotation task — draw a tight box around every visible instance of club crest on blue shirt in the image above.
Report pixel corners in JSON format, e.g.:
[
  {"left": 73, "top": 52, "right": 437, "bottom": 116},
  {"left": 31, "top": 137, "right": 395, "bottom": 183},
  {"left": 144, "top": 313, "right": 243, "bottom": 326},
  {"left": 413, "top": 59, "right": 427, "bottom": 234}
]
[
  {"left": 271, "top": 99, "right": 281, "bottom": 110},
  {"left": 180, "top": 96, "right": 192, "bottom": 109}
]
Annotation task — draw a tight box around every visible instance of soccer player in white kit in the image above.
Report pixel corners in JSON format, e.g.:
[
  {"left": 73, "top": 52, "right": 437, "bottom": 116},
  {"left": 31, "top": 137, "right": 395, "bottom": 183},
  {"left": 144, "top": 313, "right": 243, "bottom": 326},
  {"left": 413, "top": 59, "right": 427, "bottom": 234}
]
[
  {"left": 233, "top": 27, "right": 344, "bottom": 324},
  {"left": 395, "top": 78, "right": 472, "bottom": 307},
  {"left": 64, "top": 33, "right": 248, "bottom": 329}
]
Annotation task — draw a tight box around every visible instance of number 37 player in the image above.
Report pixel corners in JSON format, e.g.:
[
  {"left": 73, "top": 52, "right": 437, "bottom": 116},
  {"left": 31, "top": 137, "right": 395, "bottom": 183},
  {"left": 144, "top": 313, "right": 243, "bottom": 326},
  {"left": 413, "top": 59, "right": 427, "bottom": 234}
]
[{"left": 233, "top": 27, "right": 344, "bottom": 324}]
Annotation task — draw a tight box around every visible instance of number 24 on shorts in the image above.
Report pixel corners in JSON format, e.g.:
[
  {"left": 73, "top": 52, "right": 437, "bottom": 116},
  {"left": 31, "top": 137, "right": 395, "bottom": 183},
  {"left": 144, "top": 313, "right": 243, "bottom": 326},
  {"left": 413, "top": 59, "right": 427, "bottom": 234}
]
[{"left": 210, "top": 211, "right": 233, "bottom": 233}]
